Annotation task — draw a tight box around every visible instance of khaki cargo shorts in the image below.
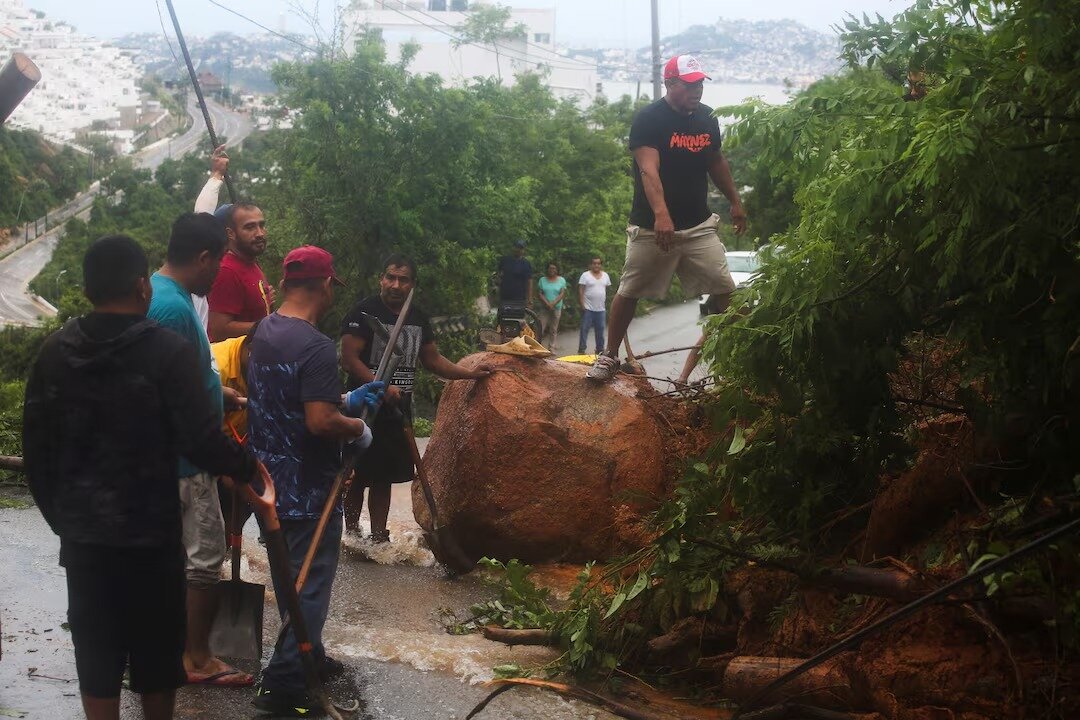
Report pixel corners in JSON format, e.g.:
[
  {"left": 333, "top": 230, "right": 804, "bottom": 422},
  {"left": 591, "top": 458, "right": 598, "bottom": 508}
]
[
  {"left": 179, "top": 471, "right": 225, "bottom": 588},
  {"left": 616, "top": 213, "right": 736, "bottom": 300}
]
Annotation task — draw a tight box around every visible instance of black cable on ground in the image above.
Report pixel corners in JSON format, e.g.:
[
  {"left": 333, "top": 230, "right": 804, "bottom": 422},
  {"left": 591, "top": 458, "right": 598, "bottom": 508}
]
[
  {"left": 739, "top": 704, "right": 856, "bottom": 720},
  {"left": 733, "top": 515, "right": 1080, "bottom": 717},
  {"left": 465, "top": 684, "right": 517, "bottom": 719}
]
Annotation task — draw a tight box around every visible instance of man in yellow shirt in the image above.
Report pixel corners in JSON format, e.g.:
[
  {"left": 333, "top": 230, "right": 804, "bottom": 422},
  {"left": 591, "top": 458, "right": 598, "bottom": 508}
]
[
  {"left": 212, "top": 333, "right": 251, "bottom": 441},
  {"left": 212, "top": 328, "right": 255, "bottom": 535}
]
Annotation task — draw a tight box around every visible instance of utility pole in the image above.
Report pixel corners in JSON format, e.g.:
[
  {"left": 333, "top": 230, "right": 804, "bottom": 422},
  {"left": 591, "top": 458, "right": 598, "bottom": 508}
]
[{"left": 650, "top": 0, "right": 661, "bottom": 100}]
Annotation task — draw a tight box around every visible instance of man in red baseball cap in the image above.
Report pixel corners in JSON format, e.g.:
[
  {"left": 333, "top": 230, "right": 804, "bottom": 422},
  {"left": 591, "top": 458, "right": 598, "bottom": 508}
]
[
  {"left": 281, "top": 245, "right": 346, "bottom": 287},
  {"left": 245, "top": 245, "right": 383, "bottom": 715},
  {"left": 587, "top": 54, "right": 748, "bottom": 382}
]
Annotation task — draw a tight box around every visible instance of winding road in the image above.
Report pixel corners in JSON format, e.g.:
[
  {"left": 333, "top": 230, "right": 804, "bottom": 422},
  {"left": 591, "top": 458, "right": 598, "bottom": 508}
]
[
  {"left": 136, "top": 96, "right": 252, "bottom": 170},
  {"left": 0, "top": 97, "right": 252, "bottom": 326}
]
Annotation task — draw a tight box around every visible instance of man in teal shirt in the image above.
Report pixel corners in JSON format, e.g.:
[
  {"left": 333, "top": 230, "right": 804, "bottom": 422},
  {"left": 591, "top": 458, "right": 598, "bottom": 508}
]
[{"left": 148, "top": 212, "right": 253, "bottom": 687}]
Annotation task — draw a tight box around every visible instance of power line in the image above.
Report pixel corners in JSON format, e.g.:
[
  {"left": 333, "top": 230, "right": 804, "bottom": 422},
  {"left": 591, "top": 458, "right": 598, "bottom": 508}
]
[
  {"left": 202, "top": 0, "right": 532, "bottom": 120},
  {"left": 155, "top": 0, "right": 187, "bottom": 77},
  {"left": 409, "top": 2, "right": 595, "bottom": 69},
  {"left": 386, "top": 4, "right": 583, "bottom": 72},
  {"left": 380, "top": 3, "right": 597, "bottom": 74},
  {"left": 408, "top": 2, "right": 648, "bottom": 77},
  {"left": 206, "top": 0, "right": 321, "bottom": 54},
  {"left": 192, "top": 0, "right": 586, "bottom": 119}
]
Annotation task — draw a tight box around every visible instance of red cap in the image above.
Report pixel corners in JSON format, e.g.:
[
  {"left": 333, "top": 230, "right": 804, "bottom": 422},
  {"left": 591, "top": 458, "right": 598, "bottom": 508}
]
[
  {"left": 663, "top": 54, "right": 710, "bottom": 83},
  {"left": 282, "top": 245, "right": 344, "bottom": 286}
]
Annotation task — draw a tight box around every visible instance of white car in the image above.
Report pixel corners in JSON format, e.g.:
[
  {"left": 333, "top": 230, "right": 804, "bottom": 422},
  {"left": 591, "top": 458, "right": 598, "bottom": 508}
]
[{"left": 700, "top": 250, "right": 761, "bottom": 315}]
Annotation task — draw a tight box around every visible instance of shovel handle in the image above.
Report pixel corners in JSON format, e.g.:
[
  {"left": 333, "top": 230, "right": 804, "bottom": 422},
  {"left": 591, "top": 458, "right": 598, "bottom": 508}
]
[
  {"left": 294, "top": 469, "right": 348, "bottom": 593},
  {"left": 229, "top": 483, "right": 242, "bottom": 581},
  {"left": 240, "top": 462, "right": 278, "bottom": 531},
  {"left": 402, "top": 424, "right": 439, "bottom": 527},
  {"left": 261, "top": 524, "right": 344, "bottom": 720}
]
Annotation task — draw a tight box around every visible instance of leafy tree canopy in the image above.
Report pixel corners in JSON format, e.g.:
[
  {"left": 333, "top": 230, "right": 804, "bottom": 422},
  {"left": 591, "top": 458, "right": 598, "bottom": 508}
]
[
  {"left": 0, "top": 128, "right": 97, "bottom": 230},
  {"left": 244, "top": 30, "right": 642, "bottom": 326},
  {"left": 704, "top": 0, "right": 1080, "bottom": 534}
]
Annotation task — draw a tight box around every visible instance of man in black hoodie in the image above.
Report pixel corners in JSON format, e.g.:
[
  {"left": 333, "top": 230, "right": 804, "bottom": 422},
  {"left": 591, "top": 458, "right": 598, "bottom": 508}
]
[{"left": 22, "top": 235, "right": 261, "bottom": 720}]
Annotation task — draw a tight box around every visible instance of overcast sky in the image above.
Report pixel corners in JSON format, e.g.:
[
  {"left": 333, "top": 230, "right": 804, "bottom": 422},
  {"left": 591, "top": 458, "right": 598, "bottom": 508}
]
[{"left": 23, "top": 0, "right": 908, "bottom": 46}]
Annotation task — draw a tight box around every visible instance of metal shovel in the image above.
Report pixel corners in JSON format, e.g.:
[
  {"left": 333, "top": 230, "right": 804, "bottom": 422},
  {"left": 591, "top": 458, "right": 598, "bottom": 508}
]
[
  {"left": 242, "top": 465, "right": 351, "bottom": 719},
  {"left": 402, "top": 422, "right": 478, "bottom": 575},
  {"left": 359, "top": 309, "right": 478, "bottom": 573},
  {"left": 209, "top": 484, "right": 265, "bottom": 660}
]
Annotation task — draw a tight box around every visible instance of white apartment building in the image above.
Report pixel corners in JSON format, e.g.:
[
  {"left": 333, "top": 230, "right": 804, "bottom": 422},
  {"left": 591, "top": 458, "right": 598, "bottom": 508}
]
[
  {"left": 0, "top": 0, "right": 141, "bottom": 152},
  {"left": 342, "top": 1, "right": 597, "bottom": 103}
]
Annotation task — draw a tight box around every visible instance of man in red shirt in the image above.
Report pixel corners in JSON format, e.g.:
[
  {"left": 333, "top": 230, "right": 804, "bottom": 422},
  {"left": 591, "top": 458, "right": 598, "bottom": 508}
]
[{"left": 200, "top": 148, "right": 275, "bottom": 341}]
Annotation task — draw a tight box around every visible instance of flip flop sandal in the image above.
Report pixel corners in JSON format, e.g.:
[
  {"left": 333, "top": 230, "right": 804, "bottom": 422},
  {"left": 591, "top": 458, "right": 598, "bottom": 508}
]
[{"left": 186, "top": 668, "right": 255, "bottom": 687}]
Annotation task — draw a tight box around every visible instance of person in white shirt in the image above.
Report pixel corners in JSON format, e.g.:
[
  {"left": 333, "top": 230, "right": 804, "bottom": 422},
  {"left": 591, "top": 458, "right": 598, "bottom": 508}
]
[
  {"left": 577, "top": 256, "right": 611, "bottom": 354},
  {"left": 191, "top": 145, "right": 229, "bottom": 336}
]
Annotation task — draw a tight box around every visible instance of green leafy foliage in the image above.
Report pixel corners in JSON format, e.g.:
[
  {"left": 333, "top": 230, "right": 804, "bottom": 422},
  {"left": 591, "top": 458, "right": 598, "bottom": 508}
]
[
  {"left": 0, "top": 381, "right": 25, "bottom": 461},
  {"left": 30, "top": 154, "right": 212, "bottom": 307},
  {"left": 471, "top": 558, "right": 556, "bottom": 630},
  {"left": 236, "top": 30, "right": 639, "bottom": 327},
  {"left": 702, "top": 0, "right": 1080, "bottom": 536},
  {"left": 0, "top": 325, "right": 56, "bottom": 473},
  {"left": 0, "top": 127, "right": 97, "bottom": 230},
  {"left": 412, "top": 417, "right": 434, "bottom": 438}
]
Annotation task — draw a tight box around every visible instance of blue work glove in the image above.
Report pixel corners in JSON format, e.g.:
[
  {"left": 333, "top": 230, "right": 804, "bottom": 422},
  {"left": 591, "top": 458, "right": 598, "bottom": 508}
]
[{"left": 343, "top": 381, "right": 385, "bottom": 416}]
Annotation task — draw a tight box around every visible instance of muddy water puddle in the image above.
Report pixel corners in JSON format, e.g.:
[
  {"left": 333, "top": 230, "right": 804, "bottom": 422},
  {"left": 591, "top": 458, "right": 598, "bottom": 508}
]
[{"left": 314, "top": 481, "right": 567, "bottom": 685}]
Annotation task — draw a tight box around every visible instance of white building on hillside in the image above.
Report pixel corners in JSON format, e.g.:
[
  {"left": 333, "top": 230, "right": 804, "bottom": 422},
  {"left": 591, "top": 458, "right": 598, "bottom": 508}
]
[
  {"left": 342, "top": 1, "right": 597, "bottom": 103},
  {"left": 0, "top": 0, "right": 141, "bottom": 152}
]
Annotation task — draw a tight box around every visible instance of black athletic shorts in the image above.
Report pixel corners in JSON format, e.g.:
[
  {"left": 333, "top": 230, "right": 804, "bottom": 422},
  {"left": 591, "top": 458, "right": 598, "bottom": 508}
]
[
  {"left": 62, "top": 541, "right": 186, "bottom": 698},
  {"left": 348, "top": 411, "right": 415, "bottom": 487}
]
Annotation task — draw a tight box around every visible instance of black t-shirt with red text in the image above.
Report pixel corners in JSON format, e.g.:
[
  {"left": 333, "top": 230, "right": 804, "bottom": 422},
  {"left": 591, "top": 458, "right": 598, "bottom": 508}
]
[{"left": 628, "top": 98, "right": 722, "bottom": 231}]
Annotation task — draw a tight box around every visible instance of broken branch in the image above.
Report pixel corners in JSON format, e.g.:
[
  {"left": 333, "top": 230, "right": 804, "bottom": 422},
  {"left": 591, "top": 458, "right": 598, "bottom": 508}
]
[{"left": 481, "top": 626, "right": 555, "bottom": 647}]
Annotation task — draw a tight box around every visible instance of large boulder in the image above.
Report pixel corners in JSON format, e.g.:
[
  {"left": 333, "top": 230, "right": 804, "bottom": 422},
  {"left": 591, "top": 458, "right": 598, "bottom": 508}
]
[{"left": 412, "top": 351, "right": 696, "bottom": 563}]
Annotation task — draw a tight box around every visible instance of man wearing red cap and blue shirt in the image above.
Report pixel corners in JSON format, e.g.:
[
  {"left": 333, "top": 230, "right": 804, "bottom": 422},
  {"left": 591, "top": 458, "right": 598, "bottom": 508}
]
[
  {"left": 588, "top": 54, "right": 748, "bottom": 382},
  {"left": 246, "top": 245, "right": 384, "bottom": 716}
]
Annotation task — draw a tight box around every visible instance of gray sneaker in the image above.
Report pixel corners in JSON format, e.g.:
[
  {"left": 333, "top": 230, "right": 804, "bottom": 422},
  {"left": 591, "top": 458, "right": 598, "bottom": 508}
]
[{"left": 586, "top": 353, "right": 620, "bottom": 382}]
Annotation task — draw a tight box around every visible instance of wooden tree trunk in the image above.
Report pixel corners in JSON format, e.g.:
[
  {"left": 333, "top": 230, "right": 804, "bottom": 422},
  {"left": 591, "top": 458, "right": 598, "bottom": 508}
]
[
  {"left": 810, "top": 566, "right": 931, "bottom": 602},
  {"left": 481, "top": 625, "right": 554, "bottom": 646},
  {"left": 722, "top": 655, "right": 862, "bottom": 709}
]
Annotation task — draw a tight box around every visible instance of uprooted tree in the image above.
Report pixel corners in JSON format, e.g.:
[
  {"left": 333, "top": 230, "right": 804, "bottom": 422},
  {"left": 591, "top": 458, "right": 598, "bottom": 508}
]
[{"left": 467, "top": 1, "right": 1080, "bottom": 717}]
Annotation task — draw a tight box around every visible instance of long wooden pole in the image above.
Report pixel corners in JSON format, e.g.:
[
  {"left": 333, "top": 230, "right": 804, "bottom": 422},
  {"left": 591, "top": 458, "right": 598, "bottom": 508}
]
[
  {"left": 650, "top": 0, "right": 661, "bottom": 101},
  {"left": 162, "top": 0, "right": 237, "bottom": 203}
]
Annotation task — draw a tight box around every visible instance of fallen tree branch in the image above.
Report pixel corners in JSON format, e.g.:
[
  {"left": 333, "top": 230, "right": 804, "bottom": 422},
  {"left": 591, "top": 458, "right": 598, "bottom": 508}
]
[
  {"left": 632, "top": 345, "right": 701, "bottom": 360},
  {"left": 739, "top": 703, "right": 861, "bottom": 720},
  {"left": 892, "top": 396, "right": 967, "bottom": 414},
  {"left": 732, "top": 515, "right": 1080, "bottom": 718},
  {"left": 481, "top": 626, "right": 554, "bottom": 647},
  {"left": 465, "top": 684, "right": 516, "bottom": 719},
  {"left": 0, "top": 456, "right": 24, "bottom": 472},
  {"left": 812, "top": 251, "right": 900, "bottom": 309},
  {"left": 467, "top": 677, "right": 666, "bottom": 720},
  {"left": 688, "top": 536, "right": 932, "bottom": 602}
]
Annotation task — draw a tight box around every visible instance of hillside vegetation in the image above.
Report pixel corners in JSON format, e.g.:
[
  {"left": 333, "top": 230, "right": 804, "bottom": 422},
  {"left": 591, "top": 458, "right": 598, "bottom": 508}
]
[{"left": 0, "top": 127, "right": 92, "bottom": 233}]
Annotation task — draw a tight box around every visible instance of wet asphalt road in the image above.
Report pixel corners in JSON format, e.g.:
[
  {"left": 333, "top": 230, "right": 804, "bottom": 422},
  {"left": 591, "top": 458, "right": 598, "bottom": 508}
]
[
  {"left": 0, "top": 302, "right": 703, "bottom": 719},
  {"left": 0, "top": 490, "right": 618, "bottom": 720}
]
